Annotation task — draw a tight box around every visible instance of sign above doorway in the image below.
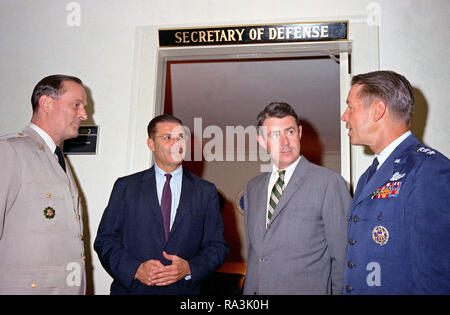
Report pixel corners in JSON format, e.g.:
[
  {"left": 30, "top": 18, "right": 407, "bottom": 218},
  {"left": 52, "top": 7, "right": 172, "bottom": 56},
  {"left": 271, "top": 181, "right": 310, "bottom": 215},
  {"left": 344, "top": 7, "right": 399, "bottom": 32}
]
[{"left": 159, "top": 21, "right": 348, "bottom": 47}]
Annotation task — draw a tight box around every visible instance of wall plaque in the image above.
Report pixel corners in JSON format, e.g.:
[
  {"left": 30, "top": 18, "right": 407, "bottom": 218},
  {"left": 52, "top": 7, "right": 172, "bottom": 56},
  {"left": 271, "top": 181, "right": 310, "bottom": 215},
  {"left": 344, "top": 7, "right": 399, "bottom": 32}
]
[{"left": 63, "top": 126, "right": 99, "bottom": 155}]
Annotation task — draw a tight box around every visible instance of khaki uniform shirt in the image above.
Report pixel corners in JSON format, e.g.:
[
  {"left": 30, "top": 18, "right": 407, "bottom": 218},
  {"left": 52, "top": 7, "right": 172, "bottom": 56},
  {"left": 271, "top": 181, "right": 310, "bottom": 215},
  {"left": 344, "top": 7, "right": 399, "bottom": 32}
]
[{"left": 0, "top": 126, "right": 86, "bottom": 294}]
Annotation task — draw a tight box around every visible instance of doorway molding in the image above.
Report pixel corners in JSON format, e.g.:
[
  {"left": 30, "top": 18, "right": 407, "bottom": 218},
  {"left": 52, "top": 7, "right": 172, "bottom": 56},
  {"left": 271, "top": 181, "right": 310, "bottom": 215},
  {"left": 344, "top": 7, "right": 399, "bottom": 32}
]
[{"left": 127, "top": 17, "right": 379, "bottom": 190}]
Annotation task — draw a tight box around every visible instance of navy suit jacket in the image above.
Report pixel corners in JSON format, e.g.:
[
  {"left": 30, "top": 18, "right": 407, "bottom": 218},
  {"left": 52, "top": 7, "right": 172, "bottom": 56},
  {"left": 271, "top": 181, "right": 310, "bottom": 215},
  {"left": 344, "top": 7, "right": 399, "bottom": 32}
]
[
  {"left": 344, "top": 134, "right": 450, "bottom": 294},
  {"left": 94, "top": 166, "right": 228, "bottom": 294}
]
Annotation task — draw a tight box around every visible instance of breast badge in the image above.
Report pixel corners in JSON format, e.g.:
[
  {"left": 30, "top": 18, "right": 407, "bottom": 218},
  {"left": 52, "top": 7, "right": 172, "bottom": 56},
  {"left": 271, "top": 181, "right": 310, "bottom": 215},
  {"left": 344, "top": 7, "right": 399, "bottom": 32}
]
[
  {"left": 390, "top": 172, "right": 405, "bottom": 181},
  {"left": 372, "top": 181, "right": 402, "bottom": 199},
  {"left": 372, "top": 225, "right": 389, "bottom": 245},
  {"left": 43, "top": 207, "right": 56, "bottom": 219}
]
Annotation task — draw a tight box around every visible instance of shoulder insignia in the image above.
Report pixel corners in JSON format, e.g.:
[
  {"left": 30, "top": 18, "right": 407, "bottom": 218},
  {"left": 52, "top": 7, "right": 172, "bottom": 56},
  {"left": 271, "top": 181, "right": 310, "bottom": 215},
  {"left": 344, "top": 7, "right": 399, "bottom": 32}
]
[
  {"left": 416, "top": 146, "right": 436, "bottom": 156},
  {"left": 0, "top": 132, "right": 26, "bottom": 140}
]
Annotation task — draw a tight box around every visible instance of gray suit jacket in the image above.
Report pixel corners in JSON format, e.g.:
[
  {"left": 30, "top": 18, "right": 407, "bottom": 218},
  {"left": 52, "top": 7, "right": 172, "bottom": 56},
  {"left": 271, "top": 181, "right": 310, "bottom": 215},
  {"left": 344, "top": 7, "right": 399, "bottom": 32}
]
[
  {"left": 243, "top": 156, "right": 351, "bottom": 295},
  {"left": 0, "top": 126, "right": 86, "bottom": 294}
]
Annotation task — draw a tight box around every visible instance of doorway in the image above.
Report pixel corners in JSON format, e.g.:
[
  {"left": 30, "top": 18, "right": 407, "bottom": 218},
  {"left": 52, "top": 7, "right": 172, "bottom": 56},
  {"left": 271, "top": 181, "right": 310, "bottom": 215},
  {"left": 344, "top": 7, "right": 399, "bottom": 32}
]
[
  {"left": 123, "top": 18, "right": 380, "bottom": 294},
  {"left": 163, "top": 54, "right": 342, "bottom": 264}
]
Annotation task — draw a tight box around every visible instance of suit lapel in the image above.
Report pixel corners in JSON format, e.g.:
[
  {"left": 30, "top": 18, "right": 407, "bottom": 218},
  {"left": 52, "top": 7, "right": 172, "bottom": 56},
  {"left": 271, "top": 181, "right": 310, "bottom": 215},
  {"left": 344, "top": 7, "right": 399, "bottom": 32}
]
[
  {"left": 253, "top": 173, "right": 270, "bottom": 242},
  {"left": 141, "top": 167, "right": 166, "bottom": 243},
  {"left": 354, "top": 161, "right": 394, "bottom": 206},
  {"left": 352, "top": 134, "right": 419, "bottom": 207},
  {"left": 267, "top": 156, "right": 308, "bottom": 229},
  {"left": 169, "top": 170, "right": 194, "bottom": 237}
]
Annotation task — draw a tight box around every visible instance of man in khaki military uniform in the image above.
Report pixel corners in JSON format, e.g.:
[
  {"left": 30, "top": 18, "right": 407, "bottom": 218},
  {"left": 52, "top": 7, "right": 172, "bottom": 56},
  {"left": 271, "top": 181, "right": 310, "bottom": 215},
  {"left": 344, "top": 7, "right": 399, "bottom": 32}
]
[{"left": 0, "top": 75, "right": 88, "bottom": 294}]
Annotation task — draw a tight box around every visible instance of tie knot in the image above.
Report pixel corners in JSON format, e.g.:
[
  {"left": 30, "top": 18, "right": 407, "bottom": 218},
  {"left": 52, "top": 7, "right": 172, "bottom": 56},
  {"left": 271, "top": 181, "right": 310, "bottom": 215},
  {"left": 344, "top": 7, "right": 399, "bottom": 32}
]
[
  {"left": 278, "top": 170, "right": 286, "bottom": 180},
  {"left": 365, "top": 157, "right": 379, "bottom": 183},
  {"left": 165, "top": 174, "right": 172, "bottom": 181},
  {"left": 372, "top": 157, "right": 379, "bottom": 168}
]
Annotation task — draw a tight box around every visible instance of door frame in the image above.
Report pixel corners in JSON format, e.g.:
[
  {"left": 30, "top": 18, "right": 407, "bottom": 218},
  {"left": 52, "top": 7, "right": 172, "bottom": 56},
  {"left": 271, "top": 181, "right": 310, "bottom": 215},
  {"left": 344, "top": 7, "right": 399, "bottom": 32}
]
[{"left": 127, "top": 18, "right": 379, "bottom": 191}]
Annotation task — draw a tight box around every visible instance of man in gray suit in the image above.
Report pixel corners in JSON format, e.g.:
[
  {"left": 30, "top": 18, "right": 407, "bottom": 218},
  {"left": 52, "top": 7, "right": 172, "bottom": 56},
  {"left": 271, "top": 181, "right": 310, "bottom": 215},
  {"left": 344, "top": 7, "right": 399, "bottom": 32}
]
[
  {"left": 0, "top": 74, "right": 88, "bottom": 294},
  {"left": 244, "top": 102, "right": 351, "bottom": 295}
]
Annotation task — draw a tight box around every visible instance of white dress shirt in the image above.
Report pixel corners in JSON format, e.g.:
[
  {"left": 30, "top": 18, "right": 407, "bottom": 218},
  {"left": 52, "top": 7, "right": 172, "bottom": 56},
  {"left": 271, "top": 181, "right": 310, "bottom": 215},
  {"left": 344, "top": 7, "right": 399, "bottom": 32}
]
[
  {"left": 375, "top": 130, "right": 411, "bottom": 169},
  {"left": 29, "top": 123, "right": 59, "bottom": 161}
]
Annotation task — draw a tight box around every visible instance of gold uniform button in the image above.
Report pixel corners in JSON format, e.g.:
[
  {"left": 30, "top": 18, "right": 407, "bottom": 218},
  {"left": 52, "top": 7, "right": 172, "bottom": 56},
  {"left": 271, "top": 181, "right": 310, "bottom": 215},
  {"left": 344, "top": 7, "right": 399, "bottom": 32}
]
[
  {"left": 46, "top": 193, "right": 51, "bottom": 198},
  {"left": 18, "top": 132, "right": 24, "bottom": 136},
  {"left": 31, "top": 281, "right": 37, "bottom": 288},
  {"left": 39, "top": 144, "right": 44, "bottom": 149}
]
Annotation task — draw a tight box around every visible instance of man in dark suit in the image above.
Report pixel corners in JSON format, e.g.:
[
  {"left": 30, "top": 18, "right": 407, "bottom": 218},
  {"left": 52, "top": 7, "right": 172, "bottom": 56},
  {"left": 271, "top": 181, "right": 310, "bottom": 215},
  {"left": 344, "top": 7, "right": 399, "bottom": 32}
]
[
  {"left": 341, "top": 70, "right": 450, "bottom": 294},
  {"left": 94, "top": 114, "right": 228, "bottom": 294},
  {"left": 243, "top": 102, "right": 351, "bottom": 295}
]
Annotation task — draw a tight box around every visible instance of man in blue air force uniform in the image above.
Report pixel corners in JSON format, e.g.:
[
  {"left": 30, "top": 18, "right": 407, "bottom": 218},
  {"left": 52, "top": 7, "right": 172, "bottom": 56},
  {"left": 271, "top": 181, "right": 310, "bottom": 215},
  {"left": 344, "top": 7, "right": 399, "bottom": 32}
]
[{"left": 341, "top": 70, "right": 450, "bottom": 294}]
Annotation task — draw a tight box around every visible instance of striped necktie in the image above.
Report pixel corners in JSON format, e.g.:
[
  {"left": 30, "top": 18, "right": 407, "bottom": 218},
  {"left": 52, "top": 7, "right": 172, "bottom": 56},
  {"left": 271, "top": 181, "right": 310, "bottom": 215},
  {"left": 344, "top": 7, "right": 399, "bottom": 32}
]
[{"left": 267, "top": 170, "right": 286, "bottom": 229}]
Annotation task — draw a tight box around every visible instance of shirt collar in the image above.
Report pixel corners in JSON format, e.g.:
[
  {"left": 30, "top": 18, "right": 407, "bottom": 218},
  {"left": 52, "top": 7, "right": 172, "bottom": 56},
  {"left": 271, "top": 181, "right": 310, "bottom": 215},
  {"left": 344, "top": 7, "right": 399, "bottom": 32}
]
[
  {"left": 272, "top": 155, "right": 301, "bottom": 182},
  {"left": 376, "top": 130, "right": 411, "bottom": 168},
  {"left": 29, "top": 123, "right": 57, "bottom": 153},
  {"left": 154, "top": 162, "right": 183, "bottom": 177}
]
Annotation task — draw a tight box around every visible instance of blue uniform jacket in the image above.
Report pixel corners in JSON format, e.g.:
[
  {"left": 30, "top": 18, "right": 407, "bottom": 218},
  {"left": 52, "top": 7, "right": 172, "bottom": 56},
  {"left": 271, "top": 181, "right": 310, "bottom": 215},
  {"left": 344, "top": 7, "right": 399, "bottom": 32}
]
[
  {"left": 94, "top": 167, "right": 228, "bottom": 294},
  {"left": 344, "top": 134, "right": 450, "bottom": 294}
]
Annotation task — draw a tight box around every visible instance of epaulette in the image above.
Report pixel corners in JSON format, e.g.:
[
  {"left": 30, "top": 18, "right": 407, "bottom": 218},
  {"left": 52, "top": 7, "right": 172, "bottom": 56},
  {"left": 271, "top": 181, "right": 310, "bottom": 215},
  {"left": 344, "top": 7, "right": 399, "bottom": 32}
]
[{"left": 0, "top": 132, "right": 27, "bottom": 140}]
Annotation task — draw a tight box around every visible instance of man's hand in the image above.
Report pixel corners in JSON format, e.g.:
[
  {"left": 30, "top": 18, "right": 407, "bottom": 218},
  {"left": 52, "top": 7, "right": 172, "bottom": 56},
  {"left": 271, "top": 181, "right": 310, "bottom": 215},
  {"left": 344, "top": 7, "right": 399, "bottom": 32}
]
[
  {"left": 134, "top": 259, "right": 164, "bottom": 286},
  {"left": 151, "top": 251, "right": 191, "bottom": 286}
]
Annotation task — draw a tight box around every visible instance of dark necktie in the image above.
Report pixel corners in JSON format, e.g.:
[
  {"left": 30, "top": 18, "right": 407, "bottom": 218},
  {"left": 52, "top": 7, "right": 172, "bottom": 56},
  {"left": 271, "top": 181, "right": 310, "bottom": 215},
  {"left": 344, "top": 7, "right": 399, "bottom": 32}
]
[
  {"left": 161, "top": 174, "right": 172, "bottom": 241},
  {"left": 366, "top": 157, "right": 379, "bottom": 183},
  {"left": 55, "top": 146, "right": 66, "bottom": 172}
]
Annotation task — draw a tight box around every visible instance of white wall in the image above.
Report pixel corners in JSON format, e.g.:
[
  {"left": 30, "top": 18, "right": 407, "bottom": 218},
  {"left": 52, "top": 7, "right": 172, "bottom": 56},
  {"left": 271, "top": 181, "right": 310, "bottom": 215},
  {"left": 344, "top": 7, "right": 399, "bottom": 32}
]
[{"left": 1, "top": 0, "right": 448, "bottom": 294}]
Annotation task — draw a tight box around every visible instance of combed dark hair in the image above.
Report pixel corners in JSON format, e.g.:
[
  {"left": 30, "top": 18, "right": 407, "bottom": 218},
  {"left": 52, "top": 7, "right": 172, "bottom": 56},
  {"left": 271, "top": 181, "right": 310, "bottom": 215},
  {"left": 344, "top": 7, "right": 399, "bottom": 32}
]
[
  {"left": 147, "top": 114, "right": 183, "bottom": 138},
  {"left": 351, "top": 70, "right": 414, "bottom": 124},
  {"left": 256, "top": 102, "right": 300, "bottom": 128},
  {"left": 31, "top": 74, "right": 83, "bottom": 112}
]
